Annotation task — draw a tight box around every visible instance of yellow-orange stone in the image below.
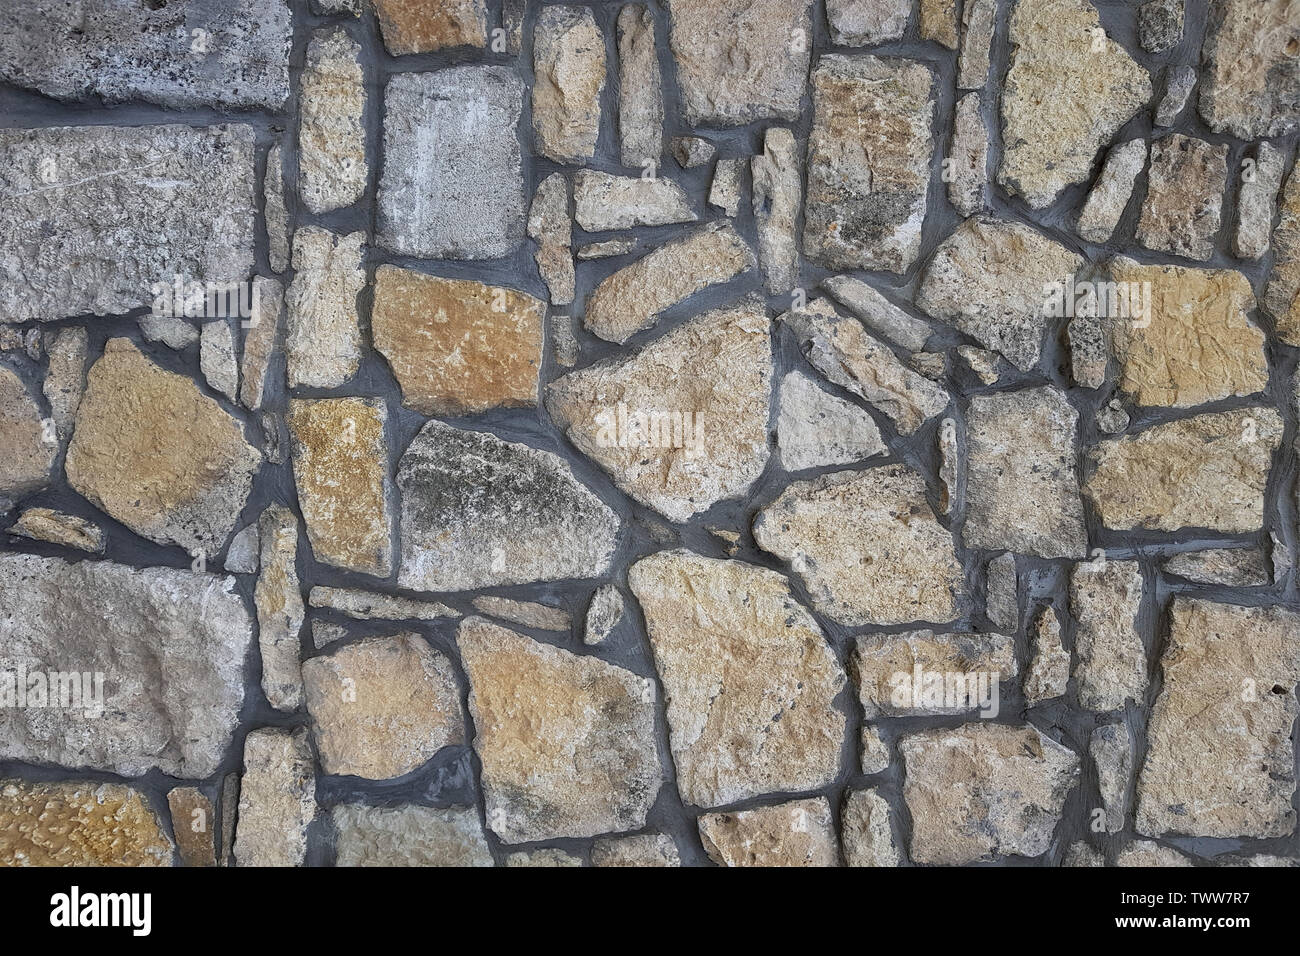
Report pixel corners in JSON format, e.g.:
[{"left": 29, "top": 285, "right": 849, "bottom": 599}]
[
  {"left": 373, "top": 0, "right": 487, "bottom": 55},
  {"left": 0, "top": 780, "right": 173, "bottom": 867},
  {"left": 371, "top": 265, "right": 544, "bottom": 416}
]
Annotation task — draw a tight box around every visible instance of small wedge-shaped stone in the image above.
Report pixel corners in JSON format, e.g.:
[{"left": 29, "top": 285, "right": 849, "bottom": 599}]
[
  {"left": 708, "top": 159, "right": 744, "bottom": 217},
  {"left": 200, "top": 320, "right": 239, "bottom": 403},
  {"left": 372, "top": 266, "right": 543, "bottom": 416},
  {"left": 0, "top": 365, "right": 55, "bottom": 499},
  {"left": 309, "top": 586, "right": 457, "bottom": 621},
  {"left": 852, "top": 630, "right": 1015, "bottom": 718},
  {"left": 754, "top": 465, "right": 965, "bottom": 627},
  {"left": 255, "top": 505, "right": 305, "bottom": 713},
  {"left": 304, "top": 633, "right": 464, "bottom": 780},
  {"left": 842, "top": 788, "right": 900, "bottom": 867},
  {"left": 285, "top": 227, "right": 365, "bottom": 388},
  {"left": 1264, "top": 163, "right": 1300, "bottom": 342},
  {"left": 804, "top": 55, "right": 934, "bottom": 273},
  {"left": 573, "top": 171, "right": 696, "bottom": 231},
  {"left": 1136, "top": 135, "right": 1228, "bottom": 261},
  {"left": 821, "top": 276, "right": 932, "bottom": 351},
  {"left": 900, "top": 724, "right": 1079, "bottom": 864},
  {"left": 777, "top": 371, "right": 886, "bottom": 471},
  {"left": 239, "top": 277, "right": 284, "bottom": 411},
  {"left": 288, "top": 398, "right": 393, "bottom": 576},
  {"left": 397, "top": 421, "right": 619, "bottom": 591},
  {"left": 299, "top": 28, "right": 367, "bottom": 214},
  {"left": 617, "top": 5, "right": 664, "bottom": 169},
  {"left": 1091, "top": 723, "right": 1133, "bottom": 833},
  {"left": 234, "top": 728, "right": 315, "bottom": 867},
  {"left": 1137, "top": 599, "right": 1300, "bottom": 839},
  {"left": 1076, "top": 140, "right": 1147, "bottom": 244},
  {"left": 917, "top": 217, "right": 1083, "bottom": 371},
  {"left": 584, "top": 584, "right": 624, "bottom": 645},
  {"left": 956, "top": 0, "right": 995, "bottom": 89},
  {"left": 0, "top": 780, "right": 172, "bottom": 867},
  {"left": 1139, "top": 0, "right": 1182, "bottom": 53},
  {"left": 529, "top": 173, "right": 575, "bottom": 306},
  {"left": 1154, "top": 66, "right": 1196, "bottom": 127},
  {"left": 948, "top": 93, "right": 988, "bottom": 217},
  {"left": 986, "top": 553, "right": 1018, "bottom": 633},
  {"left": 42, "top": 326, "right": 87, "bottom": 437},
  {"left": 0, "top": 553, "right": 251, "bottom": 778},
  {"left": 1162, "top": 548, "right": 1270, "bottom": 587},
  {"left": 1235, "top": 143, "right": 1288, "bottom": 260},
  {"left": 629, "top": 550, "right": 847, "bottom": 808},
  {"left": 699, "top": 798, "right": 839, "bottom": 867},
  {"left": 373, "top": 0, "right": 487, "bottom": 54},
  {"left": 1025, "top": 606, "right": 1068, "bottom": 704},
  {"left": 10, "top": 508, "right": 104, "bottom": 553},
  {"left": 332, "top": 804, "right": 492, "bottom": 866},
  {"left": 168, "top": 787, "right": 216, "bottom": 867},
  {"left": 459, "top": 617, "right": 661, "bottom": 843},
  {"left": 265, "top": 141, "right": 291, "bottom": 274},
  {"left": 533, "top": 6, "right": 606, "bottom": 163},
  {"left": 592, "top": 833, "right": 681, "bottom": 867},
  {"left": 583, "top": 223, "right": 755, "bottom": 343},
  {"left": 1198, "top": 0, "right": 1300, "bottom": 140},
  {"left": 65, "top": 339, "right": 261, "bottom": 555},
  {"left": 1084, "top": 408, "right": 1281, "bottom": 532},
  {"left": 963, "top": 386, "right": 1088, "bottom": 559},
  {"left": 828, "top": 0, "right": 910, "bottom": 45},
  {"left": 998, "top": 0, "right": 1151, "bottom": 208},
  {"left": 1071, "top": 560, "right": 1145, "bottom": 711},
  {"left": 667, "top": 0, "right": 813, "bottom": 126},
  {"left": 752, "top": 127, "right": 802, "bottom": 294}
]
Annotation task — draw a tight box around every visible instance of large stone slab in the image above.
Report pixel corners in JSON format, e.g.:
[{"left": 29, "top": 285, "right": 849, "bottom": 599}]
[
  {"left": 0, "top": 780, "right": 172, "bottom": 867},
  {"left": 233, "top": 728, "right": 315, "bottom": 867}
]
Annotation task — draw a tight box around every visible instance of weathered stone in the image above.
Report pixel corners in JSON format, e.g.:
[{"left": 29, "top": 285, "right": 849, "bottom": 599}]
[
  {"left": 239, "top": 277, "right": 283, "bottom": 412},
  {"left": 1162, "top": 548, "right": 1269, "bottom": 587},
  {"left": 234, "top": 728, "right": 315, "bottom": 867},
  {"left": 629, "top": 550, "right": 846, "bottom": 807},
  {"left": 574, "top": 171, "right": 696, "bottom": 231},
  {"left": 783, "top": 303, "right": 948, "bottom": 436},
  {"left": 1267, "top": 164, "right": 1300, "bottom": 342},
  {"left": 947, "top": 93, "right": 988, "bottom": 217},
  {"left": 299, "top": 28, "right": 367, "bottom": 214},
  {"left": 959, "top": 346, "right": 1003, "bottom": 385},
  {"left": 842, "top": 788, "right": 900, "bottom": 867},
  {"left": 332, "top": 804, "right": 491, "bottom": 866},
  {"left": 1025, "top": 606, "right": 1068, "bottom": 705},
  {"left": 667, "top": 0, "right": 812, "bottom": 126},
  {"left": 551, "top": 312, "right": 579, "bottom": 368},
  {"left": 397, "top": 421, "right": 619, "bottom": 591},
  {"left": 459, "top": 616, "right": 660, "bottom": 843},
  {"left": 617, "top": 5, "right": 664, "bottom": 169},
  {"left": 254, "top": 505, "right": 305, "bottom": 713},
  {"left": 1139, "top": 0, "right": 1183, "bottom": 53},
  {"left": 1070, "top": 560, "right": 1145, "bottom": 712},
  {"left": 754, "top": 465, "right": 965, "bottom": 626},
  {"left": 957, "top": 0, "right": 995, "bottom": 89},
  {"left": 1069, "top": 313, "right": 1107, "bottom": 390},
  {"left": 822, "top": 276, "right": 932, "bottom": 351},
  {"left": 265, "top": 142, "right": 291, "bottom": 274},
  {"left": 592, "top": 833, "right": 681, "bottom": 867},
  {"left": 0, "top": 124, "right": 255, "bottom": 322},
  {"left": 373, "top": 266, "right": 543, "bottom": 419},
  {"left": 471, "top": 596, "right": 570, "bottom": 631},
  {"left": 1117, "top": 840, "right": 1193, "bottom": 867},
  {"left": 582, "top": 223, "right": 755, "bottom": 343},
  {"left": 917, "top": 217, "right": 1083, "bottom": 371},
  {"left": 1198, "top": 0, "right": 1300, "bottom": 140},
  {"left": 861, "top": 725, "right": 890, "bottom": 774},
  {"left": 304, "top": 634, "right": 463, "bottom": 780},
  {"left": 1063, "top": 842, "right": 1105, "bottom": 867},
  {"left": 0, "top": 0, "right": 290, "bottom": 110},
  {"left": 218, "top": 773, "right": 238, "bottom": 867},
  {"left": 549, "top": 299, "right": 770, "bottom": 522},
  {"left": 578, "top": 239, "right": 637, "bottom": 259},
  {"left": 506, "top": 848, "right": 583, "bottom": 867},
  {"left": 1084, "top": 408, "right": 1281, "bottom": 532},
  {"left": 963, "top": 387, "right": 1087, "bottom": 559},
  {"left": 373, "top": 0, "right": 487, "bottom": 54},
  {"left": 852, "top": 629, "right": 1014, "bottom": 717},
  {"left": 998, "top": 0, "right": 1151, "bottom": 208},
  {"left": 804, "top": 55, "right": 933, "bottom": 273},
  {"left": 529, "top": 173, "right": 574, "bottom": 306},
  {"left": 1137, "top": 599, "right": 1300, "bottom": 839},
  {"left": 671, "top": 136, "right": 716, "bottom": 168},
  {"left": 777, "top": 371, "right": 886, "bottom": 471},
  {"left": 918, "top": 0, "right": 958, "bottom": 47},
  {"left": 378, "top": 67, "right": 525, "bottom": 259},
  {"left": 65, "top": 339, "right": 260, "bottom": 554},
  {"left": 1106, "top": 260, "right": 1265, "bottom": 408},
  {"left": 1236, "top": 143, "right": 1288, "bottom": 260},
  {"left": 533, "top": 6, "right": 605, "bottom": 163},
  {"left": 0, "top": 366, "right": 55, "bottom": 499},
  {"left": 1096, "top": 398, "right": 1130, "bottom": 434},
  {"left": 827, "top": 0, "right": 909, "bottom": 45},
  {"left": 0, "top": 780, "right": 171, "bottom": 867},
  {"left": 200, "top": 320, "right": 239, "bottom": 403},
  {"left": 168, "top": 788, "right": 216, "bottom": 867},
  {"left": 309, "top": 586, "right": 456, "bottom": 621},
  {"left": 1154, "top": 66, "right": 1196, "bottom": 127},
  {"left": 584, "top": 584, "right": 624, "bottom": 645},
  {"left": 42, "top": 327, "right": 86, "bottom": 437},
  {"left": 985, "top": 553, "right": 1018, "bottom": 634},
  {"left": 1136, "top": 135, "right": 1228, "bottom": 261},
  {"left": 311, "top": 620, "right": 348, "bottom": 650},
  {"left": 285, "top": 228, "right": 364, "bottom": 388},
  {"left": 1090, "top": 723, "right": 1132, "bottom": 834},
  {"left": 139, "top": 315, "right": 199, "bottom": 350},
  {"left": 909, "top": 351, "right": 948, "bottom": 381},
  {"left": 699, "top": 798, "right": 838, "bottom": 867},
  {"left": 901, "top": 724, "right": 1079, "bottom": 864},
  {"left": 503, "top": 0, "right": 526, "bottom": 53},
  {"left": 708, "top": 158, "right": 744, "bottom": 217},
  {"left": 312, "top": 0, "right": 361, "bottom": 14},
  {"left": 751, "top": 127, "right": 801, "bottom": 294},
  {"left": 0, "top": 553, "right": 250, "bottom": 778},
  {"left": 9, "top": 508, "right": 104, "bottom": 553},
  {"left": 225, "top": 523, "right": 259, "bottom": 574},
  {"left": 1076, "top": 140, "right": 1147, "bottom": 244}
]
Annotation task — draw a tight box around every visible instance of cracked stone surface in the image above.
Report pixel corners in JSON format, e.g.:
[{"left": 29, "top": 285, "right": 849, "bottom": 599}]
[
  {"left": 1076, "top": 140, "right": 1147, "bottom": 245},
  {"left": 373, "top": 0, "right": 487, "bottom": 55},
  {"left": 752, "top": 127, "right": 801, "bottom": 294},
  {"left": 1136, "top": 135, "right": 1228, "bottom": 261},
  {"left": 533, "top": 6, "right": 606, "bottom": 164},
  {"left": 234, "top": 728, "right": 315, "bottom": 868},
  {"left": 852, "top": 630, "right": 1015, "bottom": 718}
]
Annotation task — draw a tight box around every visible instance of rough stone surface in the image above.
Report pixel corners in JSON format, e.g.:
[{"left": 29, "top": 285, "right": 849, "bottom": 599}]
[
  {"left": 1136, "top": 135, "right": 1228, "bottom": 261},
  {"left": 918, "top": 0, "right": 958, "bottom": 47},
  {"left": 998, "top": 0, "right": 1151, "bottom": 208},
  {"left": 1090, "top": 722, "right": 1133, "bottom": 834},
  {"left": 65, "top": 339, "right": 261, "bottom": 555},
  {"left": 397, "top": 421, "right": 619, "bottom": 591},
  {"left": 1024, "top": 606, "right": 1068, "bottom": 705},
  {"left": 225, "top": 523, "right": 260, "bottom": 574},
  {"left": 861, "top": 726, "right": 889, "bottom": 774},
  {"left": 472, "top": 596, "right": 570, "bottom": 632},
  {"left": 751, "top": 127, "right": 801, "bottom": 294},
  {"left": 582, "top": 223, "right": 755, "bottom": 344},
  {"left": 299, "top": 28, "right": 367, "bottom": 214},
  {"left": 1117, "top": 840, "right": 1193, "bottom": 867},
  {"left": 0, "top": 366, "right": 55, "bottom": 500},
  {"left": 574, "top": 171, "right": 696, "bottom": 231},
  {"left": 584, "top": 584, "right": 625, "bottom": 645},
  {"left": 200, "top": 320, "right": 239, "bottom": 404},
  {"left": 532, "top": 6, "right": 606, "bottom": 164},
  {"left": 139, "top": 315, "right": 199, "bottom": 350},
  {"left": 985, "top": 553, "right": 1018, "bottom": 634},
  {"left": 852, "top": 630, "right": 1015, "bottom": 717},
  {"left": 234, "top": 728, "right": 315, "bottom": 867},
  {"left": 1235, "top": 143, "right": 1288, "bottom": 260},
  {"left": 9, "top": 508, "right": 104, "bottom": 553},
  {"left": 529, "top": 173, "right": 575, "bottom": 306},
  {"left": 803, "top": 55, "right": 934, "bottom": 273},
  {"left": 265, "top": 142, "right": 291, "bottom": 274},
  {"left": 239, "top": 277, "right": 283, "bottom": 412},
  {"left": 754, "top": 465, "right": 966, "bottom": 627},
  {"left": 900, "top": 724, "right": 1079, "bottom": 864},
  {"left": 672, "top": 136, "right": 716, "bottom": 168},
  {"left": 629, "top": 550, "right": 846, "bottom": 808},
  {"left": 947, "top": 93, "right": 988, "bottom": 217},
  {"left": 962, "top": 387, "right": 1087, "bottom": 559},
  {"left": 0, "top": 553, "right": 250, "bottom": 778},
  {"left": 331, "top": 804, "right": 492, "bottom": 866},
  {"left": 827, "top": 0, "right": 909, "bottom": 46},
  {"left": 459, "top": 616, "right": 660, "bottom": 843},
  {"left": 1267, "top": 163, "right": 1300, "bottom": 342},
  {"left": 617, "top": 5, "right": 664, "bottom": 169},
  {"left": 1198, "top": 0, "right": 1300, "bottom": 140},
  {"left": 285, "top": 227, "right": 365, "bottom": 388},
  {"left": 254, "top": 505, "right": 305, "bottom": 713},
  {"left": 549, "top": 299, "right": 771, "bottom": 522},
  {"left": 1162, "top": 548, "right": 1269, "bottom": 587},
  {"left": 592, "top": 833, "right": 682, "bottom": 867},
  {"left": 0, "top": 780, "right": 171, "bottom": 867},
  {"left": 956, "top": 0, "right": 995, "bottom": 90},
  {"left": 822, "top": 276, "right": 932, "bottom": 351},
  {"left": 699, "top": 798, "right": 839, "bottom": 867},
  {"left": 0, "top": 124, "right": 256, "bottom": 322},
  {"left": 373, "top": 0, "right": 487, "bottom": 55},
  {"left": 777, "top": 370, "right": 886, "bottom": 471},
  {"left": 1136, "top": 599, "right": 1300, "bottom": 839},
  {"left": 506, "top": 848, "right": 583, "bottom": 867},
  {"left": 708, "top": 159, "right": 744, "bottom": 216},
  {"left": 309, "top": 587, "right": 456, "bottom": 621},
  {"left": 1084, "top": 408, "right": 1282, "bottom": 532},
  {"left": 42, "top": 327, "right": 87, "bottom": 437},
  {"left": 1069, "top": 313, "right": 1107, "bottom": 391},
  {"left": 842, "top": 788, "right": 900, "bottom": 867},
  {"left": 1070, "top": 561, "right": 1146, "bottom": 712},
  {"left": 1139, "top": 0, "right": 1183, "bottom": 54},
  {"left": 1154, "top": 66, "right": 1196, "bottom": 127},
  {"left": 168, "top": 787, "right": 216, "bottom": 867},
  {"left": 1076, "top": 140, "right": 1147, "bottom": 245}
]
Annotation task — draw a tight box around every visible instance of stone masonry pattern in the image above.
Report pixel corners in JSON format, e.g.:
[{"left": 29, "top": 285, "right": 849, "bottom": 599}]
[{"left": 0, "top": 0, "right": 1298, "bottom": 867}]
